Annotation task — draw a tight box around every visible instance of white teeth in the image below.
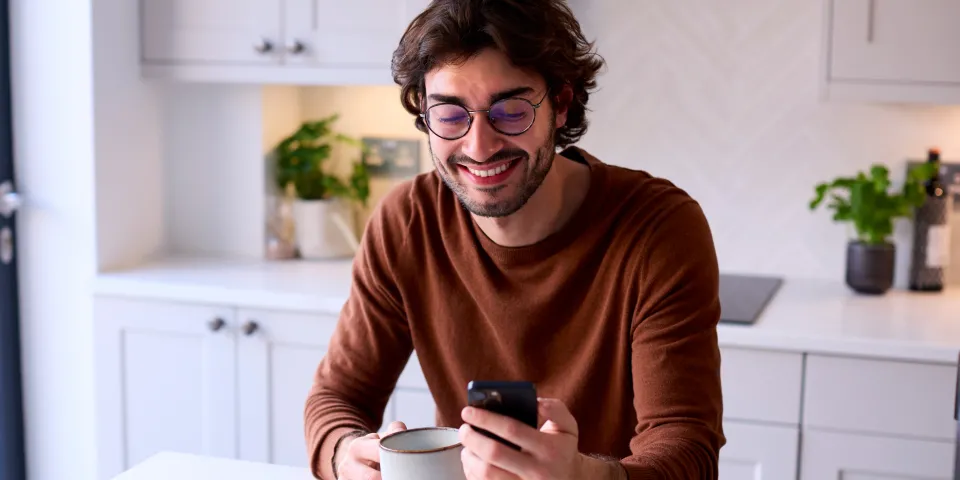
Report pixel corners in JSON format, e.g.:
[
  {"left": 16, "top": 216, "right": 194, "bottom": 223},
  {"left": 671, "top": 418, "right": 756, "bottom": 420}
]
[{"left": 468, "top": 161, "right": 512, "bottom": 177}]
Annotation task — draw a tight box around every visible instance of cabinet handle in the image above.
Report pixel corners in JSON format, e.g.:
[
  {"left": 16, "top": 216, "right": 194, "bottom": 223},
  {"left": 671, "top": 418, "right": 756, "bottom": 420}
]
[
  {"left": 866, "top": 0, "right": 876, "bottom": 43},
  {"left": 208, "top": 317, "right": 226, "bottom": 332},
  {"left": 253, "top": 38, "right": 273, "bottom": 54},
  {"left": 287, "top": 40, "right": 305, "bottom": 54},
  {"left": 242, "top": 320, "right": 259, "bottom": 336}
]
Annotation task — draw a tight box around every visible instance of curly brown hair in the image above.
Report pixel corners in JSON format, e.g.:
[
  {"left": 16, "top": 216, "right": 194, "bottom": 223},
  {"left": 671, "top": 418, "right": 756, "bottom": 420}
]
[{"left": 391, "top": 0, "right": 605, "bottom": 149}]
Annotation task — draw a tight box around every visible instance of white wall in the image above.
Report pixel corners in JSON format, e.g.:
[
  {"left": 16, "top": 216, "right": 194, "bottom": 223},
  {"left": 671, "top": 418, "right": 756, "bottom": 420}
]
[
  {"left": 162, "top": 84, "right": 266, "bottom": 259},
  {"left": 10, "top": 2, "right": 98, "bottom": 480},
  {"left": 93, "top": 0, "right": 165, "bottom": 271},
  {"left": 572, "top": 0, "right": 960, "bottom": 286}
]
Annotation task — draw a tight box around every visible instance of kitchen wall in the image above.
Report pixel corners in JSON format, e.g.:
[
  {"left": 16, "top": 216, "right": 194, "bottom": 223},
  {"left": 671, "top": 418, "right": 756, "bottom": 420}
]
[
  {"left": 292, "top": 0, "right": 960, "bottom": 286},
  {"left": 296, "top": 85, "right": 431, "bottom": 228}
]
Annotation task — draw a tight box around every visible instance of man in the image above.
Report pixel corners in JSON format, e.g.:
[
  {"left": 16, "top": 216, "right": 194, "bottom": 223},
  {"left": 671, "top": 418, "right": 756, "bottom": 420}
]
[{"left": 304, "top": 0, "right": 725, "bottom": 478}]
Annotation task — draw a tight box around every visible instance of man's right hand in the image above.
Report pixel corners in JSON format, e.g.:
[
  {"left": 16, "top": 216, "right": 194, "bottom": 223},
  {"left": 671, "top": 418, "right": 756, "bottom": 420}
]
[{"left": 334, "top": 421, "right": 408, "bottom": 479}]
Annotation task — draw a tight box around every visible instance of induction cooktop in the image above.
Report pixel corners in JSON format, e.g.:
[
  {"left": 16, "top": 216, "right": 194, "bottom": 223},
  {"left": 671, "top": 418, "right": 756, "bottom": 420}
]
[{"left": 718, "top": 273, "right": 783, "bottom": 325}]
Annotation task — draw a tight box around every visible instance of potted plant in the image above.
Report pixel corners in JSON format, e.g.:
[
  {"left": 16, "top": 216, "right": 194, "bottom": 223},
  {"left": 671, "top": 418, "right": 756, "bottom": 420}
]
[
  {"left": 809, "top": 162, "right": 938, "bottom": 294},
  {"left": 273, "top": 114, "right": 370, "bottom": 259}
]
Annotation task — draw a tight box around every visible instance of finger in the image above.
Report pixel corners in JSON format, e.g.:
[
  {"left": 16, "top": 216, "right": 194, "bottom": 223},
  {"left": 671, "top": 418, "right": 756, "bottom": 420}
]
[
  {"left": 458, "top": 424, "right": 536, "bottom": 477},
  {"left": 338, "top": 460, "right": 382, "bottom": 480},
  {"left": 349, "top": 434, "right": 383, "bottom": 463},
  {"left": 537, "top": 398, "right": 578, "bottom": 436},
  {"left": 460, "top": 447, "right": 520, "bottom": 480},
  {"left": 461, "top": 406, "right": 540, "bottom": 452},
  {"left": 385, "top": 421, "right": 407, "bottom": 435}
]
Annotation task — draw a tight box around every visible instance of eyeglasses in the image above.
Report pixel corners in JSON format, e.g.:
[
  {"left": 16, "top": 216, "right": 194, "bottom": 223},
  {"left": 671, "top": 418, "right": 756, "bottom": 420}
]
[{"left": 420, "top": 91, "right": 549, "bottom": 141}]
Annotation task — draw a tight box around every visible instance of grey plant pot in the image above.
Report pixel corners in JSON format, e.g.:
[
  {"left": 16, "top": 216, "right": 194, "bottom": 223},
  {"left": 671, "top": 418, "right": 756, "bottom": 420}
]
[{"left": 845, "top": 240, "right": 896, "bottom": 295}]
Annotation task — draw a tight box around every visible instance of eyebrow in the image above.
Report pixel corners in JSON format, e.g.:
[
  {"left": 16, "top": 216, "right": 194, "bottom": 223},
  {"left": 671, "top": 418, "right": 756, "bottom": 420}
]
[{"left": 426, "top": 86, "right": 535, "bottom": 108}]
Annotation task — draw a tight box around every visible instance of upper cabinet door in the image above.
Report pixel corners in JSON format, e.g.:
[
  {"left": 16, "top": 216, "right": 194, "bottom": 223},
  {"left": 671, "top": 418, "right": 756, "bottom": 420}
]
[
  {"left": 141, "top": 0, "right": 281, "bottom": 64},
  {"left": 283, "top": 0, "right": 432, "bottom": 69},
  {"left": 828, "top": 0, "right": 960, "bottom": 84}
]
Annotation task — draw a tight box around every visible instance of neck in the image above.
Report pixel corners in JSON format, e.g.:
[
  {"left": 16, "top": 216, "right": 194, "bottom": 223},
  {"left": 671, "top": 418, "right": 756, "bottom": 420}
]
[{"left": 473, "top": 152, "right": 591, "bottom": 247}]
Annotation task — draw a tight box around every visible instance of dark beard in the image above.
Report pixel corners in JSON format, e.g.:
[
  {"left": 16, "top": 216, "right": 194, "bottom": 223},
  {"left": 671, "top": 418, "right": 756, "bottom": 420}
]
[{"left": 430, "top": 123, "right": 557, "bottom": 218}]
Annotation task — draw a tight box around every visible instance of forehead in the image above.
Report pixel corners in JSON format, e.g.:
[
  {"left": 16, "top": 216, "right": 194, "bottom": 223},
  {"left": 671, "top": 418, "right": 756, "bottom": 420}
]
[{"left": 424, "top": 48, "right": 542, "bottom": 101}]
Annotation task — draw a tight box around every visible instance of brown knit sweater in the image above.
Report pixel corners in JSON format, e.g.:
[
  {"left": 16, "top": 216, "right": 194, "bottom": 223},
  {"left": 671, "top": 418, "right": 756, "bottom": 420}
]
[{"left": 304, "top": 147, "right": 725, "bottom": 479}]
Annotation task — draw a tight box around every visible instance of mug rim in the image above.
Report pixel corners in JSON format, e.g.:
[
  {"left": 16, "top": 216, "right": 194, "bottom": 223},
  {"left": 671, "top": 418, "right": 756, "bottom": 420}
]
[{"left": 378, "top": 427, "right": 463, "bottom": 454}]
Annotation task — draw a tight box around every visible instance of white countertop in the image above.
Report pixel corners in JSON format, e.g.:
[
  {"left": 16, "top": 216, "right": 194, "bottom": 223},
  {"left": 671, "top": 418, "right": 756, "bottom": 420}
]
[
  {"left": 95, "top": 255, "right": 960, "bottom": 364},
  {"left": 112, "top": 452, "right": 312, "bottom": 480},
  {"left": 95, "top": 255, "right": 354, "bottom": 313}
]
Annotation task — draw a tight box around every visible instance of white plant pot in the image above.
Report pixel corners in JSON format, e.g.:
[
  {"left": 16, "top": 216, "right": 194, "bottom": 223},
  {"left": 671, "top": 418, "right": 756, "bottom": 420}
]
[{"left": 292, "top": 198, "right": 359, "bottom": 259}]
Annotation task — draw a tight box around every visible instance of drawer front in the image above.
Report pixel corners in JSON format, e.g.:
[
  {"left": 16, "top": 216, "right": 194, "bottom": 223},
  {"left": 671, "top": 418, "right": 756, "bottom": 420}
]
[
  {"left": 720, "top": 421, "right": 799, "bottom": 480},
  {"left": 800, "top": 429, "right": 954, "bottom": 480},
  {"left": 721, "top": 347, "right": 804, "bottom": 424},
  {"left": 804, "top": 354, "right": 957, "bottom": 441}
]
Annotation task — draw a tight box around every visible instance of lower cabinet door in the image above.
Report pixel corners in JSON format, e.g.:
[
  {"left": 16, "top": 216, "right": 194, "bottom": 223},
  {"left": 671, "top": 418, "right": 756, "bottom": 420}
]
[
  {"left": 236, "top": 308, "right": 338, "bottom": 469},
  {"left": 94, "top": 296, "right": 238, "bottom": 479},
  {"left": 392, "top": 388, "right": 438, "bottom": 430},
  {"left": 719, "top": 421, "right": 799, "bottom": 480},
  {"left": 800, "top": 429, "right": 954, "bottom": 480}
]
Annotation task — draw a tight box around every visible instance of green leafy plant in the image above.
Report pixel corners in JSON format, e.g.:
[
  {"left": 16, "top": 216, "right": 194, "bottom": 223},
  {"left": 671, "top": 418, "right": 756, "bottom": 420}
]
[
  {"left": 809, "top": 162, "right": 938, "bottom": 245},
  {"left": 274, "top": 114, "right": 370, "bottom": 206}
]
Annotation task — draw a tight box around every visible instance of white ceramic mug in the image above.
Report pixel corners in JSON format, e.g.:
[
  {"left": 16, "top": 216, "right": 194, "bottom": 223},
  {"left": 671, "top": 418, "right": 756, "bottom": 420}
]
[{"left": 379, "top": 427, "right": 467, "bottom": 480}]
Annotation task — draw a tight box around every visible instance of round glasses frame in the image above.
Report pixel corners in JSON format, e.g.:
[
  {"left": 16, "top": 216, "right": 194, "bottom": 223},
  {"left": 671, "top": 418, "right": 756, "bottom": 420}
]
[{"left": 419, "top": 90, "right": 550, "bottom": 141}]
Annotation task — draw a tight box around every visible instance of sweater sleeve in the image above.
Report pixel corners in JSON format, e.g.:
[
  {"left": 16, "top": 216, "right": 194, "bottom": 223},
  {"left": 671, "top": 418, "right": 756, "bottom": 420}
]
[
  {"left": 621, "top": 199, "right": 726, "bottom": 479},
  {"left": 303, "top": 198, "right": 414, "bottom": 480}
]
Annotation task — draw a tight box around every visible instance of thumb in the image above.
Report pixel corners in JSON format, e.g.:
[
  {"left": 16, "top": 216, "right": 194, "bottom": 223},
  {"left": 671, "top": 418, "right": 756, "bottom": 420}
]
[
  {"left": 385, "top": 421, "right": 407, "bottom": 435},
  {"left": 537, "top": 398, "right": 578, "bottom": 437}
]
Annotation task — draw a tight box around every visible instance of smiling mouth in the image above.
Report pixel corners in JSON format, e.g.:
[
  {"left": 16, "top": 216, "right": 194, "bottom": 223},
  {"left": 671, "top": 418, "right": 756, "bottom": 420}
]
[
  {"left": 466, "top": 160, "right": 515, "bottom": 177},
  {"left": 457, "top": 159, "right": 520, "bottom": 185}
]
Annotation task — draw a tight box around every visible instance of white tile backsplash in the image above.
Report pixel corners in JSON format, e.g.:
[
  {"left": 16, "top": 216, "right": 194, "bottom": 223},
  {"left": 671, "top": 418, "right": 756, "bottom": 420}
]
[
  {"left": 573, "top": 0, "right": 960, "bottom": 286},
  {"left": 284, "top": 0, "right": 960, "bottom": 287}
]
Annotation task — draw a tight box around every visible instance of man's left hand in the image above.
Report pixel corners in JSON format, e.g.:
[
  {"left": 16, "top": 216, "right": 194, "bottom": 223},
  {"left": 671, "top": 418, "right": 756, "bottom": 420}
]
[{"left": 458, "top": 398, "right": 623, "bottom": 480}]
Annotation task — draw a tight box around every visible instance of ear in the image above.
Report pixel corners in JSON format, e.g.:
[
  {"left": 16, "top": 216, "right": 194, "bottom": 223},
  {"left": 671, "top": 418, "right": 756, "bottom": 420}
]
[{"left": 553, "top": 84, "right": 574, "bottom": 128}]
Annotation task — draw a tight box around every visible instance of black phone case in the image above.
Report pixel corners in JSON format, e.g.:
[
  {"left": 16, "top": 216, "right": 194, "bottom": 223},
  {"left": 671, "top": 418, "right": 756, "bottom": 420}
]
[{"left": 466, "top": 381, "right": 538, "bottom": 450}]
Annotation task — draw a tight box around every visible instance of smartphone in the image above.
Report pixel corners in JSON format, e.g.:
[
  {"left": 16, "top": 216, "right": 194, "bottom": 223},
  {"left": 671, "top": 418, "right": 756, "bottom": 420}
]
[{"left": 466, "top": 380, "right": 538, "bottom": 450}]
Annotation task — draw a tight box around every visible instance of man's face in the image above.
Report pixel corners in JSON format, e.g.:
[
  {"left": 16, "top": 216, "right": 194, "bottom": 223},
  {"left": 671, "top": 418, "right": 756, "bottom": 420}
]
[{"left": 423, "top": 48, "right": 566, "bottom": 218}]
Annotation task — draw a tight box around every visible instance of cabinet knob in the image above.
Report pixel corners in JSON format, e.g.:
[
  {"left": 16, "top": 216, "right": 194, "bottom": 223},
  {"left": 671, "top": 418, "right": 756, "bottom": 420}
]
[
  {"left": 287, "top": 40, "right": 305, "bottom": 54},
  {"left": 208, "top": 317, "right": 226, "bottom": 332},
  {"left": 253, "top": 38, "right": 273, "bottom": 54},
  {"left": 242, "top": 320, "right": 259, "bottom": 336}
]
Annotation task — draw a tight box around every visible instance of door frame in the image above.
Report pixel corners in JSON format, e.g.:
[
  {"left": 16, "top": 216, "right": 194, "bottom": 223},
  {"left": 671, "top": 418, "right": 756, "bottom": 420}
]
[{"left": 0, "top": 0, "right": 27, "bottom": 477}]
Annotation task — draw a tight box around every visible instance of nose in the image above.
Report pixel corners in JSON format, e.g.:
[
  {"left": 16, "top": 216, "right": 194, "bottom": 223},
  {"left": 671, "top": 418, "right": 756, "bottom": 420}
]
[{"left": 460, "top": 114, "right": 504, "bottom": 162}]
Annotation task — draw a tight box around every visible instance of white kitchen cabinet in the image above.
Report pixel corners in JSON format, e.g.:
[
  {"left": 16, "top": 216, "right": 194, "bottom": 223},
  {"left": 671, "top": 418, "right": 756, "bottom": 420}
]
[
  {"left": 94, "top": 295, "right": 436, "bottom": 478},
  {"left": 94, "top": 296, "right": 239, "bottom": 479},
  {"left": 283, "top": 0, "right": 431, "bottom": 69},
  {"left": 803, "top": 354, "right": 957, "bottom": 441},
  {"left": 800, "top": 429, "right": 954, "bottom": 479},
  {"left": 141, "top": 0, "right": 281, "bottom": 65},
  {"left": 393, "top": 389, "right": 438, "bottom": 430},
  {"left": 392, "top": 352, "right": 438, "bottom": 429},
  {"left": 235, "top": 308, "right": 338, "bottom": 469},
  {"left": 720, "top": 347, "right": 803, "bottom": 425},
  {"left": 823, "top": 0, "right": 960, "bottom": 104},
  {"left": 719, "top": 421, "right": 799, "bottom": 480},
  {"left": 140, "top": 0, "right": 433, "bottom": 84}
]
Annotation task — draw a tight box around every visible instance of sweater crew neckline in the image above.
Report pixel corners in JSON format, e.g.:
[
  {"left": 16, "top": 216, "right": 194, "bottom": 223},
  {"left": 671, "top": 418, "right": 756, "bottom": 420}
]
[{"left": 469, "top": 146, "right": 606, "bottom": 267}]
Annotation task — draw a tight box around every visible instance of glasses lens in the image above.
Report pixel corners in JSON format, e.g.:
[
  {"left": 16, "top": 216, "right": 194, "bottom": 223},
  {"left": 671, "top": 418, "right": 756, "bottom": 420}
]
[
  {"left": 489, "top": 99, "right": 535, "bottom": 135},
  {"left": 426, "top": 104, "right": 471, "bottom": 139}
]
